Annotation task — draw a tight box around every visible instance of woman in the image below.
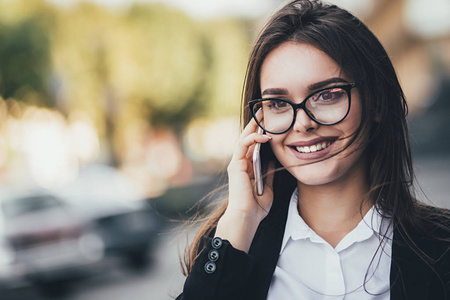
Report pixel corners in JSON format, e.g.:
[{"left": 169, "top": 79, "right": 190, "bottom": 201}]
[{"left": 177, "top": 1, "right": 450, "bottom": 299}]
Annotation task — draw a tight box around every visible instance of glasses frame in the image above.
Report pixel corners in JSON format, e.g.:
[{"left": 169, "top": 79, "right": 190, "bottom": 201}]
[{"left": 249, "top": 83, "right": 357, "bottom": 134}]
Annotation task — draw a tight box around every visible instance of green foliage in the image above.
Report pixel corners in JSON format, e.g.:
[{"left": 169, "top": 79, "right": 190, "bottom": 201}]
[
  {"left": 0, "top": 16, "right": 51, "bottom": 104},
  {"left": 114, "top": 3, "right": 208, "bottom": 127},
  {"left": 200, "top": 18, "right": 251, "bottom": 118},
  {"left": 0, "top": 0, "right": 253, "bottom": 158}
]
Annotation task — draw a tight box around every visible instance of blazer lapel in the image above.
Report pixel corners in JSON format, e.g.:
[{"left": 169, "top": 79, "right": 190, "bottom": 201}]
[
  {"left": 248, "top": 170, "right": 296, "bottom": 300},
  {"left": 390, "top": 225, "right": 435, "bottom": 300}
]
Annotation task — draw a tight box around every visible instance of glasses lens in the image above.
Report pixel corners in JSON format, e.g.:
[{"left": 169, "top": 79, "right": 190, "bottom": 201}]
[
  {"left": 253, "top": 99, "right": 293, "bottom": 133},
  {"left": 251, "top": 86, "right": 350, "bottom": 133},
  {"left": 305, "top": 87, "right": 349, "bottom": 124}
]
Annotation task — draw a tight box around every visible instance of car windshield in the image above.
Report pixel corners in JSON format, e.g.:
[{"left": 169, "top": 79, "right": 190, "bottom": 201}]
[{"left": 1, "top": 195, "right": 62, "bottom": 219}]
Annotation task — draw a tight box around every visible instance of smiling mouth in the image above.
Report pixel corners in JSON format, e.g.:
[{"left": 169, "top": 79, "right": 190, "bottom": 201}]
[{"left": 290, "top": 138, "right": 337, "bottom": 154}]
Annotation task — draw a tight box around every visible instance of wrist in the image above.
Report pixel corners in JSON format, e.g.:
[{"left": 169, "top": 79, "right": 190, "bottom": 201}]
[
  {"left": 215, "top": 210, "right": 262, "bottom": 253},
  {"left": 224, "top": 204, "right": 269, "bottom": 223}
]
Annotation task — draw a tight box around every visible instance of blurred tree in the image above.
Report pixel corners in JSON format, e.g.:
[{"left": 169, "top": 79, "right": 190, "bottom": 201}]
[
  {"left": 51, "top": 2, "right": 114, "bottom": 131},
  {"left": 114, "top": 3, "right": 209, "bottom": 131},
  {"left": 51, "top": 3, "right": 211, "bottom": 164},
  {"left": 0, "top": 0, "right": 252, "bottom": 167},
  {"left": 0, "top": 16, "right": 51, "bottom": 105},
  {"left": 200, "top": 18, "right": 252, "bottom": 119}
]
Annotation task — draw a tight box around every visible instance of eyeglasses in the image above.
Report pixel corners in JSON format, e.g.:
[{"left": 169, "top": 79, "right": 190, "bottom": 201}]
[{"left": 249, "top": 83, "right": 356, "bottom": 134}]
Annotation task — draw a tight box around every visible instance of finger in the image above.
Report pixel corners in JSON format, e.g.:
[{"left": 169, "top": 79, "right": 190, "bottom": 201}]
[
  {"left": 241, "top": 109, "right": 263, "bottom": 137},
  {"left": 245, "top": 143, "right": 256, "bottom": 160},
  {"left": 248, "top": 168, "right": 255, "bottom": 180},
  {"left": 232, "top": 133, "right": 271, "bottom": 161}
]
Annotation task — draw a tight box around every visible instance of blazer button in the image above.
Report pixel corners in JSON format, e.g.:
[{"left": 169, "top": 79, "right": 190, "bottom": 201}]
[
  {"left": 212, "top": 237, "right": 223, "bottom": 249},
  {"left": 208, "top": 249, "right": 219, "bottom": 262},
  {"left": 204, "top": 261, "right": 216, "bottom": 274}
]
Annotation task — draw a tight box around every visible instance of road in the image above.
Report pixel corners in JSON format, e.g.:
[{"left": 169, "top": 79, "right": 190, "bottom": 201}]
[
  {"left": 2, "top": 157, "right": 449, "bottom": 300},
  {"left": 67, "top": 228, "right": 187, "bottom": 300}
]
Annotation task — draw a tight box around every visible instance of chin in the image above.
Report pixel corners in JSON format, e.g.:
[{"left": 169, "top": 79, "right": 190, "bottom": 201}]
[{"left": 286, "top": 163, "right": 341, "bottom": 186}]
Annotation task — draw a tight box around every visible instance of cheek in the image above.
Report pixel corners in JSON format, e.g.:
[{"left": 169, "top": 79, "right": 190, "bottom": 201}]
[
  {"left": 337, "top": 98, "right": 362, "bottom": 137},
  {"left": 349, "top": 96, "right": 363, "bottom": 126}
]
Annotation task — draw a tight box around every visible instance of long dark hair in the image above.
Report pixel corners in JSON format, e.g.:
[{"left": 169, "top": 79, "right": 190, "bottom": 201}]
[{"left": 182, "top": 0, "right": 448, "bottom": 276}]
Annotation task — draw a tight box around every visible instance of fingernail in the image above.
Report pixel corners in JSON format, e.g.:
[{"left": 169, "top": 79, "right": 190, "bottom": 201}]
[{"left": 264, "top": 135, "right": 272, "bottom": 139}]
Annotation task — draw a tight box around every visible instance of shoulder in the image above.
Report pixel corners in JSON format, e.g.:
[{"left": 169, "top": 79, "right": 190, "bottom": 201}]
[
  {"left": 393, "top": 204, "right": 450, "bottom": 262},
  {"left": 391, "top": 206, "right": 450, "bottom": 298},
  {"left": 417, "top": 205, "right": 450, "bottom": 241}
]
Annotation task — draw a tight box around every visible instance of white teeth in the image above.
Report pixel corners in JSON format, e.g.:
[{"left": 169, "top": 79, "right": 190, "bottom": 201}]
[{"left": 295, "top": 141, "right": 332, "bottom": 153}]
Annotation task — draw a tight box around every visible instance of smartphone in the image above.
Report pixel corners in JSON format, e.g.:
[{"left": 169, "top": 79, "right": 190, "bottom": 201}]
[{"left": 253, "top": 127, "right": 264, "bottom": 196}]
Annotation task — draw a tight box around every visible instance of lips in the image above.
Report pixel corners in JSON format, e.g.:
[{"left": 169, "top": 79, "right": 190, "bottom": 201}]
[
  {"left": 295, "top": 140, "right": 332, "bottom": 153},
  {"left": 287, "top": 137, "right": 338, "bottom": 159}
]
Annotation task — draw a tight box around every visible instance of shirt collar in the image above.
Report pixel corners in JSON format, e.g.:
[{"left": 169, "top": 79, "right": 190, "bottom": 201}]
[
  {"left": 280, "top": 188, "right": 387, "bottom": 254},
  {"left": 280, "top": 188, "right": 310, "bottom": 253}
]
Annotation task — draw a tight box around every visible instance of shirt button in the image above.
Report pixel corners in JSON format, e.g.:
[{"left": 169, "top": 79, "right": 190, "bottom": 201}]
[
  {"left": 212, "top": 237, "right": 223, "bottom": 249},
  {"left": 204, "top": 261, "right": 216, "bottom": 274},
  {"left": 208, "top": 249, "right": 219, "bottom": 262}
]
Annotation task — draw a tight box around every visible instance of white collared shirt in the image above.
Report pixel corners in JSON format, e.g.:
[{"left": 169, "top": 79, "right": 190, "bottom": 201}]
[{"left": 267, "top": 189, "right": 393, "bottom": 300}]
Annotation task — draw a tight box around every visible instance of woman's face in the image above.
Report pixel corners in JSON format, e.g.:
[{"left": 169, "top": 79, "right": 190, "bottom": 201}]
[{"left": 259, "top": 42, "right": 366, "bottom": 186}]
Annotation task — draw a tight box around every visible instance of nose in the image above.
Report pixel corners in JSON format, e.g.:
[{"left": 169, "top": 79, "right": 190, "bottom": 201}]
[{"left": 292, "top": 108, "right": 319, "bottom": 132}]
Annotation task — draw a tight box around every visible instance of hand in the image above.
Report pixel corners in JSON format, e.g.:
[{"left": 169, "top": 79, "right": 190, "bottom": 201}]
[
  {"left": 215, "top": 111, "right": 275, "bottom": 252},
  {"left": 227, "top": 118, "right": 274, "bottom": 221}
]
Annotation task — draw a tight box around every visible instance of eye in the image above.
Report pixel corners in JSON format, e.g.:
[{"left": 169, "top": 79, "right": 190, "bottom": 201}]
[
  {"left": 313, "top": 88, "right": 346, "bottom": 104},
  {"left": 270, "top": 100, "right": 287, "bottom": 108},
  {"left": 263, "top": 99, "right": 290, "bottom": 112}
]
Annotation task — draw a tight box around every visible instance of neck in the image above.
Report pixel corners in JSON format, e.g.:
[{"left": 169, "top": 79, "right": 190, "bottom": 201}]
[{"left": 297, "top": 157, "right": 371, "bottom": 247}]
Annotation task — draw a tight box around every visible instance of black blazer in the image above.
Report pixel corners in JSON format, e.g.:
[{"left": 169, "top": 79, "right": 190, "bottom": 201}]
[{"left": 177, "top": 183, "right": 450, "bottom": 300}]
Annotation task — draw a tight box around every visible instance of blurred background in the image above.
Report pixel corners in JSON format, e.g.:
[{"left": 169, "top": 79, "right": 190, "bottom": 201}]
[{"left": 0, "top": 0, "right": 448, "bottom": 299}]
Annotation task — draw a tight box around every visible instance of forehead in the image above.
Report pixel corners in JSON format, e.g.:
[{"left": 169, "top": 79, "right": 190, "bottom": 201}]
[{"left": 260, "top": 42, "right": 345, "bottom": 91}]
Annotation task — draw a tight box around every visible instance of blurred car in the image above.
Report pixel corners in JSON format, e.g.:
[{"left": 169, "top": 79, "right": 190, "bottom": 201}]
[
  {"left": 0, "top": 189, "right": 106, "bottom": 295},
  {"left": 56, "top": 164, "right": 163, "bottom": 271},
  {"left": 0, "top": 164, "right": 163, "bottom": 296},
  {"left": 0, "top": 232, "right": 25, "bottom": 290},
  {"left": 88, "top": 206, "right": 161, "bottom": 270}
]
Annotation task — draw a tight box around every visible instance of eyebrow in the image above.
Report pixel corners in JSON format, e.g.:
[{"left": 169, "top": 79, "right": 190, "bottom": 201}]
[
  {"left": 262, "top": 88, "right": 289, "bottom": 96},
  {"left": 261, "top": 77, "right": 349, "bottom": 96},
  {"left": 307, "top": 77, "right": 349, "bottom": 91}
]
